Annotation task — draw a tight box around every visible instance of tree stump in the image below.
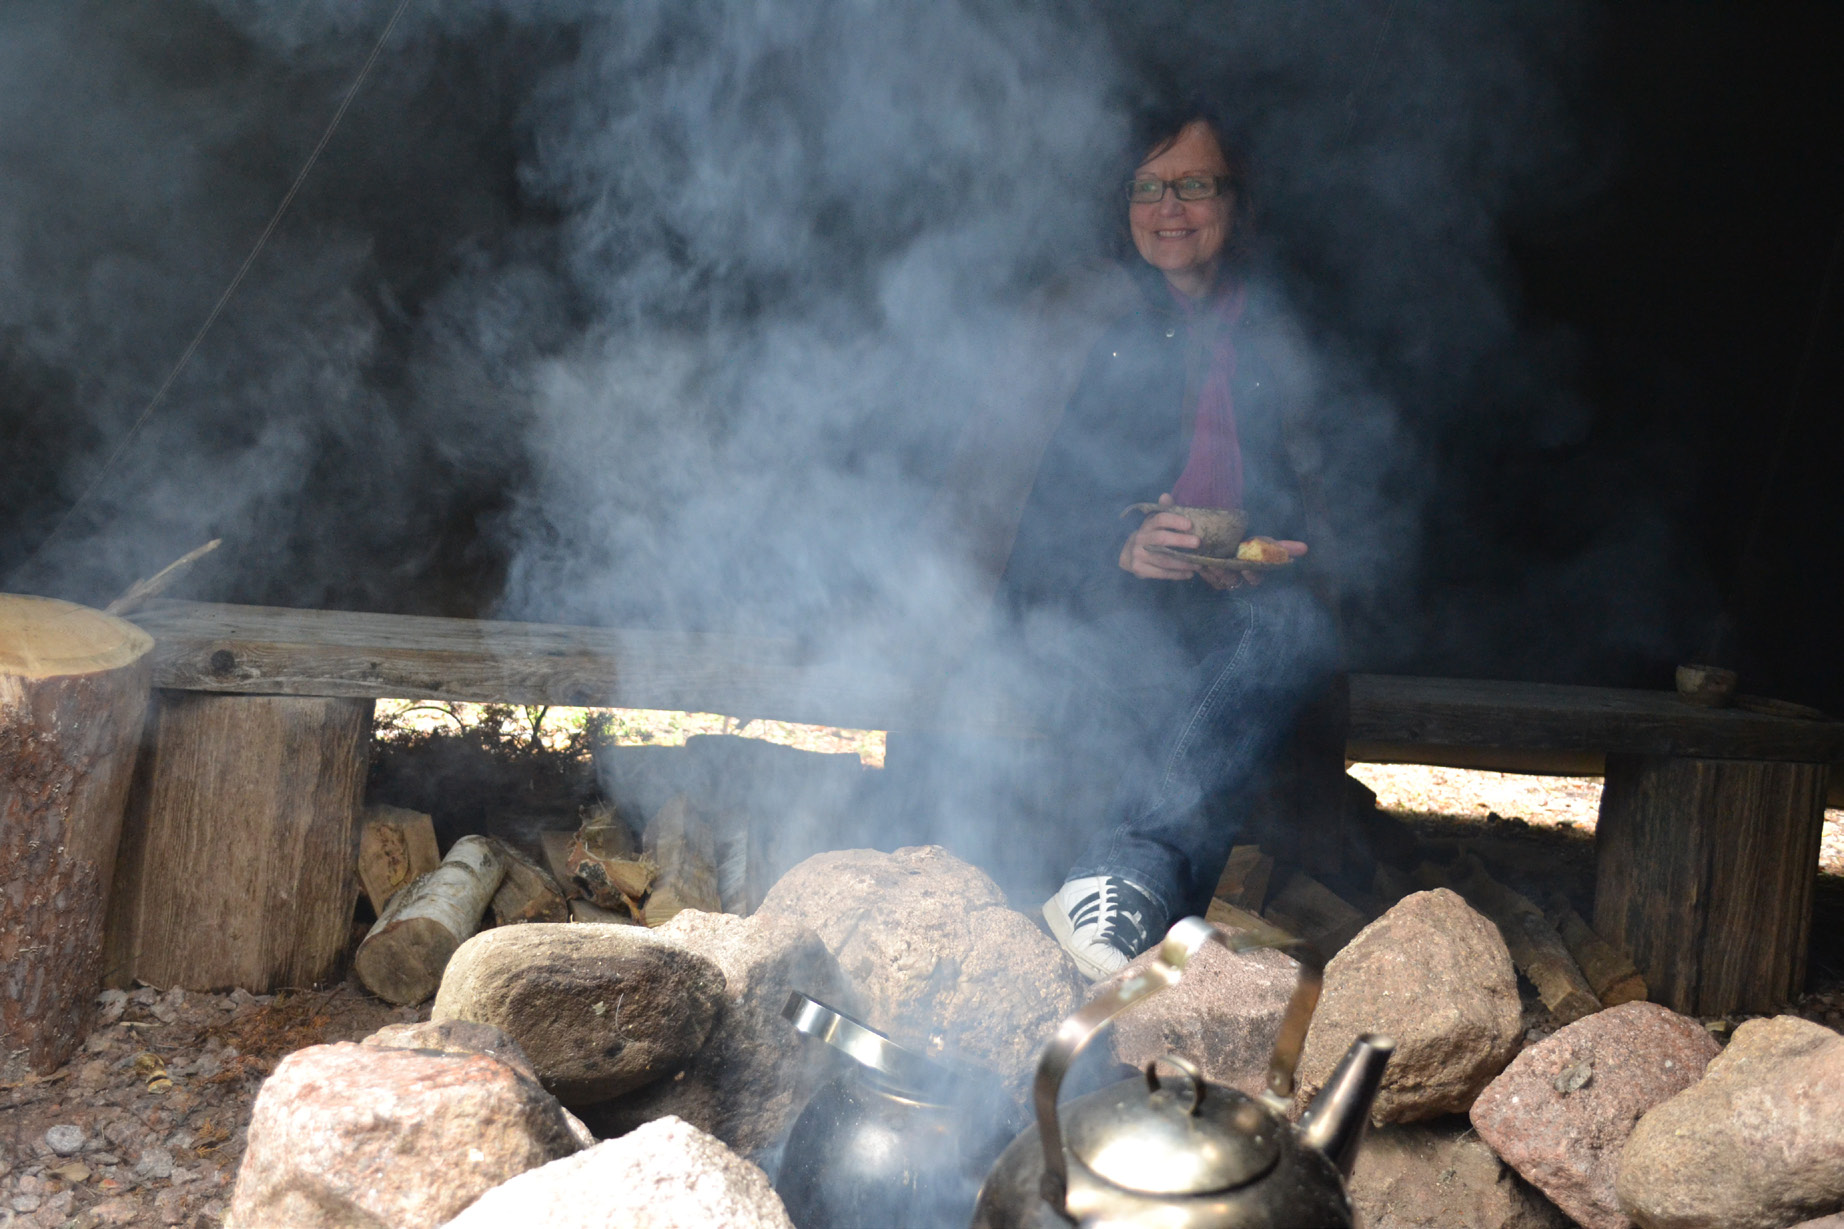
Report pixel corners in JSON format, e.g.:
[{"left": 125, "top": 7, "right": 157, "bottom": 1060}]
[
  {"left": 0, "top": 594, "right": 154, "bottom": 1072},
  {"left": 1595, "top": 753, "right": 1830, "bottom": 1016},
  {"left": 106, "top": 692, "right": 372, "bottom": 992}
]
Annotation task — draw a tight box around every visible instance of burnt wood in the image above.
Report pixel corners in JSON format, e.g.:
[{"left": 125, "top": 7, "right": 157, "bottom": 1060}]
[
  {"left": 1594, "top": 754, "right": 1830, "bottom": 1016},
  {"left": 106, "top": 692, "right": 373, "bottom": 992}
]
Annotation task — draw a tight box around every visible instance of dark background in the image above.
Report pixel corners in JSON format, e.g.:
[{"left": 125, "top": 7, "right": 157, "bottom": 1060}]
[{"left": 2, "top": 1, "right": 1840, "bottom": 710}]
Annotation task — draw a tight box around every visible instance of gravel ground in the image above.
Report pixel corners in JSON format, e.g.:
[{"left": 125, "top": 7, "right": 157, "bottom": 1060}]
[
  {"left": 1349, "top": 761, "right": 1844, "bottom": 875},
  {"left": 0, "top": 980, "right": 423, "bottom": 1229}
]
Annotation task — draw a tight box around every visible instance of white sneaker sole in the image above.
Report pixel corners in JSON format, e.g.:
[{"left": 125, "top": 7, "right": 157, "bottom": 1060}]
[{"left": 1042, "top": 896, "right": 1125, "bottom": 982}]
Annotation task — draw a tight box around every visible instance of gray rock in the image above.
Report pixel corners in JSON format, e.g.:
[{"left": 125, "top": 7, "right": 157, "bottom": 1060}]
[
  {"left": 1470, "top": 1002, "right": 1720, "bottom": 1229},
  {"left": 133, "top": 1145, "right": 174, "bottom": 1180},
  {"left": 755, "top": 845, "right": 1086, "bottom": 1091},
  {"left": 1109, "top": 922, "right": 1300, "bottom": 1099},
  {"left": 1786, "top": 1215, "right": 1844, "bottom": 1229},
  {"left": 1347, "top": 1120, "right": 1572, "bottom": 1229},
  {"left": 42, "top": 1126, "right": 83, "bottom": 1157},
  {"left": 431, "top": 922, "right": 726, "bottom": 1104},
  {"left": 438, "top": 1115, "right": 794, "bottom": 1229},
  {"left": 586, "top": 909, "right": 855, "bottom": 1153},
  {"left": 225, "top": 1041, "right": 581, "bottom": 1229},
  {"left": 1295, "top": 889, "right": 1524, "bottom": 1124},
  {"left": 1617, "top": 1015, "right": 1844, "bottom": 1229}
]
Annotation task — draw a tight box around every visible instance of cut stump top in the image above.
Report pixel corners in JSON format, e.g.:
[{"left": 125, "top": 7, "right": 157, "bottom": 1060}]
[{"left": 0, "top": 594, "right": 155, "bottom": 680}]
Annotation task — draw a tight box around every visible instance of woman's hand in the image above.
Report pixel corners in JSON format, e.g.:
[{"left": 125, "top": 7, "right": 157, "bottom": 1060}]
[{"left": 1119, "top": 493, "right": 1201, "bottom": 580}]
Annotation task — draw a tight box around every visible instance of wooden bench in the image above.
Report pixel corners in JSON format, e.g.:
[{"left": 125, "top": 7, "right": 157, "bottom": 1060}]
[{"left": 119, "top": 600, "right": 1841, "bottom": 1016}]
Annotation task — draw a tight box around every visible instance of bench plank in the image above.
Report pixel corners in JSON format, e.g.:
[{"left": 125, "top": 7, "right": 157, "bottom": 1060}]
[
  {"left": 127, "top": 601, "right": 945, "bottom": 733},
  {"left": 1348, "top": 674, "right": 1844, "bottom": 763}
]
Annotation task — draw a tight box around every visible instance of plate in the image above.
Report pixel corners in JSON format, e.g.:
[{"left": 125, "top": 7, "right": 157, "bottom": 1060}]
[{"left": 1149, "top": 545, "right": 1292, "bottom": 573}]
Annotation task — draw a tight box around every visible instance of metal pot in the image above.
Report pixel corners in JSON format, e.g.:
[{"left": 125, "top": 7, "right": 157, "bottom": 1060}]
[
  {"left": 776, "top": 993, "right": 1022, "bottom": 1229},
  {"left": 971, "top": 917, "right": 1396, "bottom": 1229}
]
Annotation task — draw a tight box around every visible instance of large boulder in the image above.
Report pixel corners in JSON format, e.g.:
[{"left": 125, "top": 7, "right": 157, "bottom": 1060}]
[
  {"left": 1109, "top": 921, "right": 1300, "bottom": 1099},
  {"left": 1295, "top": 889, "right": 1523, "bottom": 1124},
  {"left": 438, "top": 1116, "right": 794, "bottom": 1229},
  {"left": 755, "top": 846, "right": 1086, "bottom": 1089},
  {"left": 1348, "top": 1120, "right": 1572, "bottom": 1229},
  {"left": 226, "top": 1042, "right": 580, "bottom": 1229},
  {"left": 1470, "top": 1002, "right": 1720, "bottom": 1229},
  {"left": 582, "top": 909, "right": 856, "bottom": 1153},
  {"left": 1617, "top": 1015, "right": 1844, "bottom": 1229},
  {"left": 432, "top": 923, "right": 725, "bottom": 1104}
]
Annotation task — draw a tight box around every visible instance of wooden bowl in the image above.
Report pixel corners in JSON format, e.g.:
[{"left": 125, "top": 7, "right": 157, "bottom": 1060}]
[
  {"left": 1122, "top": 504, "right": 1250, "bottom": 557},
  {"left": 1675, "top": 663, "right": 1738, "bottom": 707}
]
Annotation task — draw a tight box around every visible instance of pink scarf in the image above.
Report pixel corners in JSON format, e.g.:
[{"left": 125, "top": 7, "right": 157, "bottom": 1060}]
[{"left": 1168, "top": 282, "right": 1246, "bottom": 512}]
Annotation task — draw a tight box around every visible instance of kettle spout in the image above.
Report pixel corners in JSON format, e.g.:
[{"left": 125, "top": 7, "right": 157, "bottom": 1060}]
[{"left": 1298, "top": 1033, "right": 1395, "bottom": 1176}]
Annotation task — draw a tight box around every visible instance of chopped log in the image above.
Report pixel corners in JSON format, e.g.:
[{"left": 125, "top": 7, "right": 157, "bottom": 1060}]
[
  {"left": 1206, "top": 898, "right": 1285, "bottom": 939},
  {"left": 354, "top": 836, "right": 506, "bottom": 1005},
  {"left": 106, "top": 692, "right": 371, "bottom": 993},
  {"left": 1, "top": 595, "right": 154, "bottom": 1072},
  {"left": 1446, "top": 855, "right": 1601, "bottom": 1024},
  {"left": 488, "top": 839, "right": 570, "bottom": 925},
  {"left": 1548, "top": 900, "right": 1647, "bottom": 1007},
  {"left": 565, "top": 804, "right": 653, "bottom": 908},
  {"left": 357, "top": 805, "right": 441, "bottom": 915},
  {"left": 1213, "top": 845, "right": 1275, "bottom": 913},
  {"left": 640, "top": 795, "right": 721, "bottom": 925},
  {"left": 569, "top": 898, "right": 637, "bottom": 925},
  {"left": 1260, "top": 868, "right": 1370, "bottom": 960},
  {"left": 539, "top": 831, "right": 578, "bottom": 892},
  {"left": 1594, "top": 753, "right": 1827, "bottom": 1016}
]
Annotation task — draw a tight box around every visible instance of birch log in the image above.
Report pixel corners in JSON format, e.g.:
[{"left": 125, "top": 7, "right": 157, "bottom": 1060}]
[
  {"left": 354, "top": 835, "right": 506, "bottom": 1005},
  {"left": 0, "top": 595, "right": 153, "bottom": 1072},
  {"left": 1550, "top": 901, "right": 1648, "bottom": 1007}
]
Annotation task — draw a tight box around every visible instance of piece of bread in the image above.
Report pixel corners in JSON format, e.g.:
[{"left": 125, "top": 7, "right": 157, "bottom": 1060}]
[{"left": 1235, "top": 536, "right": 1291, "bottom": 564}]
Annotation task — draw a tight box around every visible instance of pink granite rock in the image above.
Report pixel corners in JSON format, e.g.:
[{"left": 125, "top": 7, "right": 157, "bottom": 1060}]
[
  {"left": 439, "top": 1116, "right": 793, "bottom": 1229},
  {"left": 1786, "top": 1215, "right": 1844, "bottom": 1229},
  {"left": 1469, "top": 1002, "right": 1721, "bottom": 1229},
  {"left": 1295, "top": 889, "right": 1524, "bottom": 1123},
  {"left": 226, "top": 1042, "right": 581, "bottom": 1229},
  {"left": 1109, "top": 921, "right": 1300, "bottom": 1099},
  {"left": 1617, "top": 1015, "right": 1844, "bottom": 1229},
  {"left": 1348, "top": 1121, "right": 1572, "bottom": 1229},
  {"left": 756, "top": 845, "right": 1086, "bottom": 1091}
]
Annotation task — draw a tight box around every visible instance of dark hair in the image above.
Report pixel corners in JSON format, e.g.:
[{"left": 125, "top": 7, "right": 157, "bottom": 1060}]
[{"left": 1111, "top": 97, "right": 1255, "bottom": 268}]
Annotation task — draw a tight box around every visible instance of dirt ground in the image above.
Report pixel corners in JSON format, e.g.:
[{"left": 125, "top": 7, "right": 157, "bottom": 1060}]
[{"left": 4, "top": 736, "right": 1838, "bottom": 1227}]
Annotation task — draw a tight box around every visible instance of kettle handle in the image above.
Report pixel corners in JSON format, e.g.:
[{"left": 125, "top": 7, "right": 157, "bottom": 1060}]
[{"left": 1033, "top": 916, "right": 1323, "bottom": 1215}]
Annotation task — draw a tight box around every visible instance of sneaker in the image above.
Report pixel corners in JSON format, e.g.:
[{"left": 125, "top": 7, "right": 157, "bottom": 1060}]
[{"left": 1042, "top": 876, "right": 1163, "bottom": 981}]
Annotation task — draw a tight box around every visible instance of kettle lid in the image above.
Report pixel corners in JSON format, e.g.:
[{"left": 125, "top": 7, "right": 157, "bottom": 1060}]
[{"left": 1064, "top": 1057, "right": 1281, "bottom": 1196}]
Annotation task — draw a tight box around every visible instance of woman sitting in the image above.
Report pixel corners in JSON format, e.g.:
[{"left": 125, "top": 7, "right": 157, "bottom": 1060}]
[{"left": 1000, "top": 102, "right": 1338, "bottom": 979}]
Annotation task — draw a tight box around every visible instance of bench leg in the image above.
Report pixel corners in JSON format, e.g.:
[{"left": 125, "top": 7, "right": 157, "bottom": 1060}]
[
  {"left": 1594, "top": 753, "right": 1828, "bottom": 1016},
  {"left": 106, "top": 692, "right": 372, "bottom": 992}
]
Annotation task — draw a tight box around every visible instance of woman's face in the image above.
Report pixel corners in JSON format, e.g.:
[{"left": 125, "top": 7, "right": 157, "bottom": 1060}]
[{"left": 1128, "top": 120, "right": 1233, "bottom": 297}]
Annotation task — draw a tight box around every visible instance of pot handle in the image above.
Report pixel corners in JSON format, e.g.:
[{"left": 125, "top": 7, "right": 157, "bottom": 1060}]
[{"left": 1033, "top": 915, "right": 1323, "bottom": 1216}]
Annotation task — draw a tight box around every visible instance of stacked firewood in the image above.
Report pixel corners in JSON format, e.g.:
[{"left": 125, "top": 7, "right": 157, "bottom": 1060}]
[{"left": 351, "top": 794, "right": 736, "bottom": 1006}]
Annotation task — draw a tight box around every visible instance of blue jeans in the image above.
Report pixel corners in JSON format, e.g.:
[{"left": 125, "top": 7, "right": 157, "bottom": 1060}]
[{"left": 1059, "top": 585, "right": 1338, "bottom": 926}]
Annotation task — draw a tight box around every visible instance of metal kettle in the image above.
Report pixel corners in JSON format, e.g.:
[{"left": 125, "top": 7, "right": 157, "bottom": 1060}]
[{"left": 971, "top": 917, "right": 1395, "bottom": 1229}]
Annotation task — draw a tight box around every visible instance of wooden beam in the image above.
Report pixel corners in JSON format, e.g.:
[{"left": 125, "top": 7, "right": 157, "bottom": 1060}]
[{"left": 1348, "top": 674, "right": 1844, "bottom": 763}]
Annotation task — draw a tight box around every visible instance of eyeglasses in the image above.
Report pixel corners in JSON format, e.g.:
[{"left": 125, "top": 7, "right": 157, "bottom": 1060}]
[{"left": 1124, "top": 175, "right": 1231, "bottom": 204}]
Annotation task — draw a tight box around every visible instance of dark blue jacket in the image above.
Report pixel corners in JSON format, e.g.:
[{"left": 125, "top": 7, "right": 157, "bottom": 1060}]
[{"left": 999, "top": 282, "right": 1317, "bottom": 637}]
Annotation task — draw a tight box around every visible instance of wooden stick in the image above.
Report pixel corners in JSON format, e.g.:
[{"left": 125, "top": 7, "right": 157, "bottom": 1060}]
[
  {"left": 353, "top": 835, "right": 505, "bottom": 1005},
  {"left": 105, "top": 540, "right": 220, "bottom": 616},
  {"left": 1548, "top": 898, "right": 1648, "bottom": 1007},
  {"left": 1447, "top": 855, "right": 1601, "bottom": 1024}
]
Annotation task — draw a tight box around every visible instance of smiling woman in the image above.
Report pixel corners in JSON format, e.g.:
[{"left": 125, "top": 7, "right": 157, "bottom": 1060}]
[{"left": 997, "top": 101, "right": 1335, "bottom": 980}]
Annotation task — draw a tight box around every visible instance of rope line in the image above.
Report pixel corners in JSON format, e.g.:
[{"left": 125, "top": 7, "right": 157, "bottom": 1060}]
[{"left": 19, "top": 0, "right": 416, "bottom": 575}]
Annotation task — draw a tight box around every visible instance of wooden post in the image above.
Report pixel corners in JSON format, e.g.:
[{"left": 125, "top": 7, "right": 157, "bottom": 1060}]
[
  {"left": 106, "top": 692, "right": 372, "bottom": 992},
  {"left": 1595, "top": 753, "right": 1829, "bottom": 1016},
  {"left": 1, "top": 595, "right": 154, "bottom": 1072}
]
